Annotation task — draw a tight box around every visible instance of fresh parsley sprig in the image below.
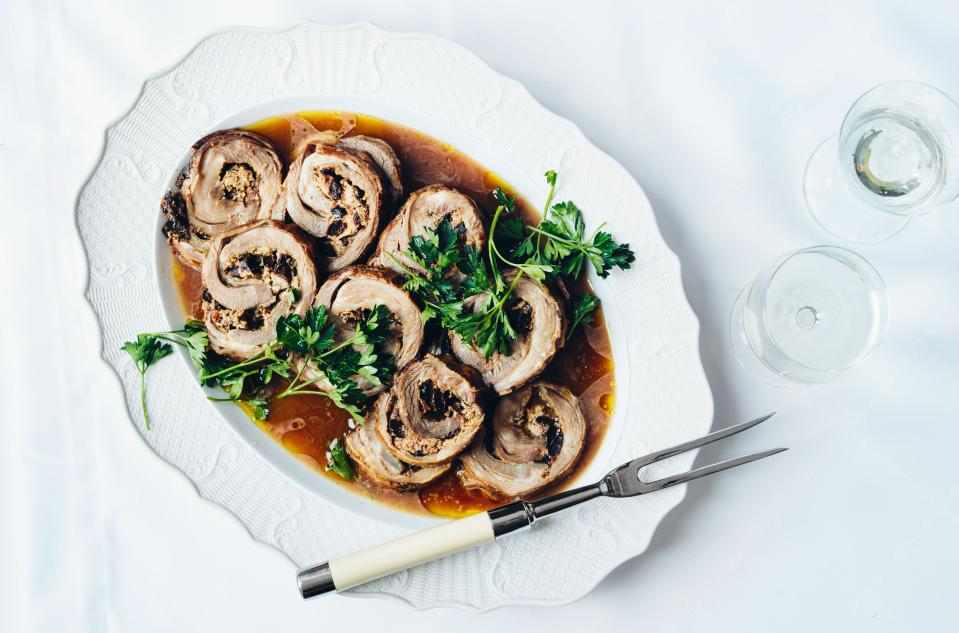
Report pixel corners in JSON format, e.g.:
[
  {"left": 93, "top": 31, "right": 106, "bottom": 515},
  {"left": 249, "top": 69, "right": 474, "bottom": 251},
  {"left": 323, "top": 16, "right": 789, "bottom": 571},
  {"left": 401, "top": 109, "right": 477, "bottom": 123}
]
[
  {"left": 446, "top": 243, "right": 520, "bottom": 357},
  {"left": 390, "top": 171, "right": 634, "bottom": 358},
  {"left": 510, "top": 171, "right": 635, "bottom": 280},
  {"left": 494, "top": 171, "right": 633, "bottom": 338},
  {"left": 388, "top": 218, "right": 462, "bottom": 323},
  {"left": 122, "top": 321, "right": 285, "bottom": 427},
  {"left": 122, "top": 305, "right": 396, "bottom": 428},
  {"left": 122, "top": 334, "right": 173, "bottom": 430},
  {"left": 274, "top": 305, "right": 396, "bottom": 425}
]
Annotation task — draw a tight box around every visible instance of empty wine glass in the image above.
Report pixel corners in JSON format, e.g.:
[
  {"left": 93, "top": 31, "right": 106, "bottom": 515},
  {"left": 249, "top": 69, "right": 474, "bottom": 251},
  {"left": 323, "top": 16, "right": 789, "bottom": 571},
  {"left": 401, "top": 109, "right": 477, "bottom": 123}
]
[
  {"left": 730, "top": 246, "right": 888, "bottom": 386},
  {"left": 803, "top": 81, "right": 959, "bottom": 243}
]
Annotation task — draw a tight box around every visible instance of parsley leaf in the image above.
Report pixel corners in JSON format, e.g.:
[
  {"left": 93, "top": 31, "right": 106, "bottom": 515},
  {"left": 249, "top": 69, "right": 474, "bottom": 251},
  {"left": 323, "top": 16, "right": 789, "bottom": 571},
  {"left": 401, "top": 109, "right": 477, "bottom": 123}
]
[
  {"left": 544, "top": 200, "right": 586, "bottom": 246},
  {"left": 450, "top": 291, "right": 518, "bottom": 358},
  {"left": 326, "top": 438, "right": 354, "bottom": 480},
  {"left": 589, "top": 231, "right": 636, "bottom": 277},
  {"left": 487, "top": 187, "right": 553, "bottom": 282},
  {"left": 495, "top": 215, "right": 525, "bottom": 242},
  {"left": 567, "top": 293, "right": 600, "bottom": 341},
  {"left": 544, "top": 169, "right": 557, "bottom": 188},
  {"left": 276, "top": 305, "right": 335, "bottom": 354},
  {"left": 244, "top": 397, "right": 270, "bottom": 422},
  {"left": 492, "top": 186, "right": 515, "bottom": 210},
  {"left": 447, "top": 236, "right": 522, "bottom": 358},
  {"left": 526, "top": 193, "right": 635, "bottom": 279}
]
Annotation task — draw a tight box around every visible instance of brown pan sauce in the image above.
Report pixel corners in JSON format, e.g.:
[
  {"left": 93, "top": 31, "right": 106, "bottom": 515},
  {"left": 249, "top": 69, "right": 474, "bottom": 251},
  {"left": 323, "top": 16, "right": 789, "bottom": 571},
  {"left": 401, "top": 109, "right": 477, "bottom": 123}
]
[{"left": 172, "top": 112, "right": 614, "bottom": 517}]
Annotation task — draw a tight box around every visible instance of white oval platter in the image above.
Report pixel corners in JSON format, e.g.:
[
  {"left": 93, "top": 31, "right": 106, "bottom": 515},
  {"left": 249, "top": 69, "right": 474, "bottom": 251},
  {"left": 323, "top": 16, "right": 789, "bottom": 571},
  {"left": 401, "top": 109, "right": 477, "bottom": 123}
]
[{"left": 77, "top": 22, "right": 713, "bottom": 610}]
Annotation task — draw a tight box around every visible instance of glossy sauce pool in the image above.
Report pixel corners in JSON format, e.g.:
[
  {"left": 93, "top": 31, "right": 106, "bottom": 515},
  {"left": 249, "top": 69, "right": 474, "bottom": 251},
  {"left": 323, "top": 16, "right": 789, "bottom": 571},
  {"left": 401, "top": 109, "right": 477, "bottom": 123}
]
[{"left": 172, "top": 111, "right": 615, "bottom": 517}]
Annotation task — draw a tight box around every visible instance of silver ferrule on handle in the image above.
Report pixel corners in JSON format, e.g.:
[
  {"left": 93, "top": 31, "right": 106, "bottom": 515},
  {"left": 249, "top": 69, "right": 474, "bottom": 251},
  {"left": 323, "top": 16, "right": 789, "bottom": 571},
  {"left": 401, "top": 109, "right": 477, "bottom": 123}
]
[
  {"left": 488, "top": 500, "right": 536, "bottom": 537},
  {"left": 488, "top": 483, "right": 603, "bottom": 537},
  {"left": 297, "top": 562, "right": 335, "bottom": 598}
]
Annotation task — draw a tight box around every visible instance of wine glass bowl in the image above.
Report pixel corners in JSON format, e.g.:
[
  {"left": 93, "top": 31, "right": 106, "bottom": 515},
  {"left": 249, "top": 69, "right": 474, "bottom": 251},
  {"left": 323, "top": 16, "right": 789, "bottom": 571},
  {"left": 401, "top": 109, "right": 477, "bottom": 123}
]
[
  {"left": 730, "top": 245, "right": 888, "bottom": 386},
  {"left": 804, "top": 81, "right": 959, "bottom": 243}
]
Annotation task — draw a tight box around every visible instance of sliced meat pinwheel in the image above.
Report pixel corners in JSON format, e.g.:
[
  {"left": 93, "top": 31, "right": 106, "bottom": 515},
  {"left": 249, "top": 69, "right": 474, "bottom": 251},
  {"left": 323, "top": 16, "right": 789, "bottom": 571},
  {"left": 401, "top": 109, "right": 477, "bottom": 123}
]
[
  {"left": 201, "top": 220, "right": 317, "bottom": 360},
  {"left": 368, "top": 184, "right": 486, "bottom": 275},
  {"left": 345, "top": 395, "right": 450, "bottom": 490},
  {"left": 285, "top": 142, "right": 384, "bottom": 271},
  {"left": 460, "top": 382, "right": 586, "bottom": 498},
  {"left": 374, "top": 355, "right": 486, "bottom": 467},
  {"left": 163, "top": 129, "right": 284, "bottom": 269},
  {"left": 450, "top": 271, "right": 566, "bottom": 394},
  {"left": 285, "top": 114, "right": 403, "bottom": 204},
  {"left": 337, "top": 135, "right": 404, "bottom": 204},
  {"left": 304, "top": 265, "right": 424, "bottom": 396}
]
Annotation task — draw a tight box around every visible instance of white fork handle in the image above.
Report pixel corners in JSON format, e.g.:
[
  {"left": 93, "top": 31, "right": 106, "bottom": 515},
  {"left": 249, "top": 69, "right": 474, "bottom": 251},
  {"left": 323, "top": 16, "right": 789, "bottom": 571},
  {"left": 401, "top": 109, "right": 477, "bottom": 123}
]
[{"left": 298, "top": 512, "right": 495, "bottom": 596}]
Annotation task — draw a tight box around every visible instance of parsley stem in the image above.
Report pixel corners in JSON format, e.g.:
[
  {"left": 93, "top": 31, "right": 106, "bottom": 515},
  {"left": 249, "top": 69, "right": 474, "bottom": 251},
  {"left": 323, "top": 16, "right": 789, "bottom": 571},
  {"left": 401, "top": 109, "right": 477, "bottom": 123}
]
[
  {"left": 277, "top": 352, "right": 316, "bottom": 399},
  {"left": 537, "top": 172, "right": 558, "bottom": 255},
  {"left": 138, "top": 367, "right": 151, "bottom": 431},
  {"left": 385, "top": 251, "right": 416, "bottom": 276},
  {"left": 543, "top": 177, "right": 558, "bottom": 216},
  {"left": 281, "top": 389, "right": 328, "bottom": 396},
  {"left": 153, "top": 335, "right": 197, "bottom": 352},
  {"left": 488, "top": 203, "right": 526, "bottom": 303},
  {"left": 140, "top": 327, "right": 196, "bottom": 343},
  {"left": 319, "top": 332, "right": 363, "bottom": 358},
  {"left": 585, "top": 221, "right": 607, "bottom": 245},
  {"left": 525, "top": 224, "right": 604, "bottom": 256},
  {"left": 488, "top": 202, "right": 550, "bottom": 282},
  {"left": 488, "top": 205, "right": 505, "bottom": 277},
  {"left": 200, "top": 347, "right": 271, "bottom": 381},
  {"left": 466, "top": 267, "right": 525, "bottom": 323},
  {"left": 492, "top": 269, "right": 524, "bottom": 312},
  {"left": 139, "top": 332, "right": 191, "bottom": 350}
]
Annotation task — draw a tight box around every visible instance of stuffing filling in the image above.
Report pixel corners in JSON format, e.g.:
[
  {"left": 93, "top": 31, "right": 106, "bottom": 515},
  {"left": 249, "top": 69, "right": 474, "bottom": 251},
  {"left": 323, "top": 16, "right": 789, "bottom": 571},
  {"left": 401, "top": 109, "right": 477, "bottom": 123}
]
[
  {"left": 312, "top": 166, "right": 369, "bottom": 257},
  {"left": 219, "top": 162, "right": 259, "bottom": 203},
  {"left": 161, "top": 191, "right": 190, "bottom": 241},
  {"left": 510, "top": 397, "right": 563, "bottom": 465},
  {"left": 508, "top": 300, "right": 534, "bottom": 335},
  {"left": 203, "top": 247, "right": 300, "bottom": 332},
  {"left": 385, "top": 386, "right": 475, "bottom": 458},
  {"left": 418, "top": 380, "right": 464, "bottom": 424}
]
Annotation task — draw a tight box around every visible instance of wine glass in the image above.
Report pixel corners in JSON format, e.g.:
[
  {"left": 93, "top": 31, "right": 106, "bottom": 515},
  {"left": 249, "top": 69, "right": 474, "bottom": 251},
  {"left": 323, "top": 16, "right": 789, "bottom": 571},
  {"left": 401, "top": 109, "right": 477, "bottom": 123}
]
[
  {"left": 803, "top": 81, "right": 959, "bottom": 243},
  {"left": 730, "top": 246, "right": 888, "bottom": 386}
]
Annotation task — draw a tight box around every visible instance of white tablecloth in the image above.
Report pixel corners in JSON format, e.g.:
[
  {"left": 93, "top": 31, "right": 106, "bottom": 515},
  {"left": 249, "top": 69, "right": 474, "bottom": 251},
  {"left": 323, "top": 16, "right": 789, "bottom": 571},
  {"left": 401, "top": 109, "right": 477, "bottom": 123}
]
[{"left": 2, "top": 1, "right": 957, "bottom": 631}]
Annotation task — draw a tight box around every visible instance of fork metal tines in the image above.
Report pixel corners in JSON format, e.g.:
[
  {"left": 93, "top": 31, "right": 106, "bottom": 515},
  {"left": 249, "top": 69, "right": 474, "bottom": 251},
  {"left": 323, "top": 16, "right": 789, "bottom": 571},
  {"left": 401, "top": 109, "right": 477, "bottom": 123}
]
[{"left": 602, "top": 412, "right": 784, "bottom": 498}]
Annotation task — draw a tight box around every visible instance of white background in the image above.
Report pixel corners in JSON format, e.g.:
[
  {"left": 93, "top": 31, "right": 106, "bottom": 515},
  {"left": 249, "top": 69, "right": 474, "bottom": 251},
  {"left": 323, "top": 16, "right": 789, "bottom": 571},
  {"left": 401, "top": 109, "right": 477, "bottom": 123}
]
[{"left": 2, "top": 1, "right": 958, "bottom": 631}]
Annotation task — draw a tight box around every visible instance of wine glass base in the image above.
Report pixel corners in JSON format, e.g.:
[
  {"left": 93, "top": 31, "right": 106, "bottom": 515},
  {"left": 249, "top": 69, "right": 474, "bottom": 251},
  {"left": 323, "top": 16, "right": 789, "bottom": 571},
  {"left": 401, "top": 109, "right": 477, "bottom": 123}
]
[
  {"left": 803, "top": 134, "right": 910, "bottom": 244},
  {"left": 729, "top": 285, "right": 807, "bottom": 389}
]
